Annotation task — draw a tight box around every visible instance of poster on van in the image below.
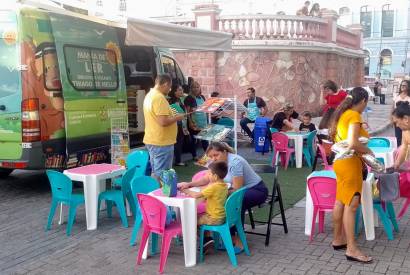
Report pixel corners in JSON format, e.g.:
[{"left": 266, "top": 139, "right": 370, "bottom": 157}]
[{"left": 49, "top": 13, "right": 127, "bottom": 167}]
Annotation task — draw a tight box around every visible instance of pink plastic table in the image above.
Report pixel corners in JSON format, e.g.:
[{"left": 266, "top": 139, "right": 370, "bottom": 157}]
[
  {"left": 63, "top": 164, "right": 125, "bottom": 230},
  {"left": 142, "top": 189, "right": 198, "bottom": 267}
]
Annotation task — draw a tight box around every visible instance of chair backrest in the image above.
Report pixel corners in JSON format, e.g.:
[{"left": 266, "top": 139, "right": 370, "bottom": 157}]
[
  {"left": 129, "top": 176, "right": 160, "bottom": 216},
  {"left": 307, "top": 176, "right": 336, "bottom": 210},
  {"left": 216, "top": 117, "right": 234, "bottom": 128},
  {"left": 225, "top": 187, "right": 247, "bottom": 226},
  {"left": 137, "top": 193, "right": 167, "bottom": 234},
  {"left": 46, "top": 170, "right": 73, "bottom": 201},
  {"left": 271, "top": 132, "right": 290, "bottom": 151},
  {"left": 270, "top": 128, "right": 279, "bottom": 134},
  {"left": 192, "top": 170, "right": 208, "bottom": 182},
  {"left": 126, "top": 150, "right": 149, "bottom": 177},
  {"left": 317, "top": 143, "right": 330, "bottom": 168},
  {"left": 368, "top": 137, "right": 390, "bottom": 148},
  {"left": 306, "top": 130, "right": 317, "bottom": 147}
]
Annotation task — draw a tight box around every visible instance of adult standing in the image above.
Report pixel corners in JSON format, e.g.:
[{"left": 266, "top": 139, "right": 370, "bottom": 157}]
[
  {"left": 309, "top": 3, "right": 321, "bottom": 17},
  {"left": 240, "top": 87, "right": 267, "bottom": 142},
  {"left": 319, "top": 80, "right": 347, "bottom": 129},
  {"left": 184, "top": 81, "right": 209, "bottom": 159},
  {"left": 270, "top": 103, "right": 300, "bottom": 132},
  {"left": 329, "top": 87, "right": 373, "bottom": 263},
  {"left": 178, "top": 142, "right": 268, "bottom": 249},
  {"left": 143, "top": 74, "right": 185, "bottom": 178},
  {"left": 393, "top": 80, "right": 410, "bottom": 146},
  {"left": 168, "top": 84, "right": 193, "bottom": 166}
]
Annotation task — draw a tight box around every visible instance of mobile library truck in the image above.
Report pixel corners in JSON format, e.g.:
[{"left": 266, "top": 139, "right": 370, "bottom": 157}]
[{"left": 0, "top": 4, "right": 231, "bottom": 176}]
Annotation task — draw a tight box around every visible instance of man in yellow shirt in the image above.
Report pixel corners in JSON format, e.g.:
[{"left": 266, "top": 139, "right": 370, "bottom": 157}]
[{"left": 143, "top": 74, "right": 185, "bottom": 177}]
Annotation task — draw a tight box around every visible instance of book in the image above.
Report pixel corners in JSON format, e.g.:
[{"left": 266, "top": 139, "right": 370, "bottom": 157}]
[
  {"left": 195, "top": 98, "right": 226, "bottom": 113},
  {"left": 194, "top": 124, "right": 231, "bottom": 141}
]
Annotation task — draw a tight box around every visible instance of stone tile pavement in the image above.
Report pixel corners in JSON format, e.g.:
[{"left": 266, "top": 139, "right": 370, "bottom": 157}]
[{"left": 0, "top": 96, "right": 407, "bottom": 275}]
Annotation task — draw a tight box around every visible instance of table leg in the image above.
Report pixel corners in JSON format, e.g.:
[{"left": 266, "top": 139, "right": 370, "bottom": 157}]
[
  {"left": 180, "top": 199, "right": 197, "bottom": 267},
  {"left": 305, "top": 185, "right": 314, "bottom": 236},
  {"left": 295, "top": 137, "right": 303, "bottom": 168},
  {"left": 361, "top": 176, "right": 375, "bottom": 240},
  {"left": 83, "top": 178, "right": 106, "bottom": 230}
]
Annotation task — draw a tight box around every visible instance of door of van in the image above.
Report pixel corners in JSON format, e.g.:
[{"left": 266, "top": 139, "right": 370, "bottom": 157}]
[
  {"left": 158, "top": 49, "right": 186, "bottom": 87},
  {"left": 49, "top": 13, "right": 126, "bottom": 167},
  {"left": 0, "top": 10, "right": 22, "bottom": 161}
]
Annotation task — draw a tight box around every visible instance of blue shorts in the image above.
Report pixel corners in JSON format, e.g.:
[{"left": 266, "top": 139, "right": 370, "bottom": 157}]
[{"left": 146, "top": 144, "right": 174, "bottom": 177}]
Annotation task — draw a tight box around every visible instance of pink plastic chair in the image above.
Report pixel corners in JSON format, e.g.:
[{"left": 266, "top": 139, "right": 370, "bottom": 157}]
[
  {"left": 136, "top": 194, "right": 182, "bottom": 274},
  {"left": 393, "top": 148, "right": 410, "bottom": 219},
  {"left": 307, "top": 176, "right": 337, "bottom": 241},
  {"left": 317, "top": 143, "right": 333, "bottom": 170},
  {"left": 192, "top": 170, "right": 208, "bottom": 214},
  {"left": 271, "top": 132, "right": 295, "bottom": 170}
]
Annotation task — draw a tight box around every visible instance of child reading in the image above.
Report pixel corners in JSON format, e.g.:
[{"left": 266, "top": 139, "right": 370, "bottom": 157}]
[
  {"left": 299, "top": 111, "right": 317, "bottom": 132},
  {"left": 181, "top": 161, "right": 228, "bottom": 249}
]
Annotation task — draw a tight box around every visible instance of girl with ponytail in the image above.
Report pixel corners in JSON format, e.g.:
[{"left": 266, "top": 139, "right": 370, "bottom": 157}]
[{"left": 329, "top": 87, "right": 373, "bottom": 263}]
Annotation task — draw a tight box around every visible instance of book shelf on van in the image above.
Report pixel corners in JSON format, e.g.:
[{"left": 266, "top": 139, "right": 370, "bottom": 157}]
[{"left": 127, "top": 85, "right": 145, "bottom": 134}]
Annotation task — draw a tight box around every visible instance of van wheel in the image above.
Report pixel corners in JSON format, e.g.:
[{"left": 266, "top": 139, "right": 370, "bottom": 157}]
[{"left": 0, "top": 168, "right": 14, "bottom": 178}]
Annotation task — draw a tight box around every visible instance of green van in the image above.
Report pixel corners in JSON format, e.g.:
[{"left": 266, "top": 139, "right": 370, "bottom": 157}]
[{"left": 0, "top": 8, "right": 188, "bottom": 176}]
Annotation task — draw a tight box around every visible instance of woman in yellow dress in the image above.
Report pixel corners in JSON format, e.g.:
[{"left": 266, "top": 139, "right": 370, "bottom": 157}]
[{"left": 329, "top": 87, "right": 373, "bottom": 263}]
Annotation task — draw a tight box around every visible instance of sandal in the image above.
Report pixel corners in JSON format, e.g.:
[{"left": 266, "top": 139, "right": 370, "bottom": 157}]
[{"left": 346, "top": 254, "right": 373, "bottom": 264}]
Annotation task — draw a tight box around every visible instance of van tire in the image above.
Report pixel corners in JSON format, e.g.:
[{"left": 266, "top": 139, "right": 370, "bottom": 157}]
[{"left": 0, "top": 169, "right": 14, "bottom": 178}]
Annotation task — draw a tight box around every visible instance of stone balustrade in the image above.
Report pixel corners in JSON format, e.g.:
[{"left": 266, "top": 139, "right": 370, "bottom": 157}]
[{"left": 168, "top": 14, "right": 361, "bottom": 50}]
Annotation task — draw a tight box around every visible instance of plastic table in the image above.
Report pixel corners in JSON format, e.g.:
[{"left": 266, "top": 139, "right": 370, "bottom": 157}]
[
  {"left": 370, "top": 146, "right": 395, "bottom": 169},
  {"left": 143, "top": 188, "right": 197, "bottom": 267},
  {"left": 62, "top": 164, "right": 125, "bottom": 230},
  {"left": 304, "top": 170, "right": 375, "bottom": 240},
  {"left": 285, "top": 132, "right": 308, "bottom": 168}
]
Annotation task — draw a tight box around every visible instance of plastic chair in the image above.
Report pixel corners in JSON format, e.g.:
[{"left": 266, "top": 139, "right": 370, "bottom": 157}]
[
  {"left": 199, "top": 188, "right": 250, "bottom": 266},
  {"left": 97, "top": 189, "right": 128, "bottom": 228},
  {"left": 271, "top": 132, "right": 295, "bottom": 170},
  {"left": 246, "top": 164, "right": 288, "bottom": 246},
  {"left": 192, "top": 170, "right": 208, "bottom": 181},
  {"left": 192, "top": 170, "right": 208, "bottom": 214},
  {"left": 113, "top": 150, "right": 149, "bottom": 188},
  {"left": 307, "top": 176, "right": 337, "bottom": 241},
  {"left": 355, "top": 201, "right": 399, "bottom": 240},
  {"left": 45, "top": 170, "right": 85, "bottom": 236},
  {"left": 136, "top": 194, "right": 182, "bottom": 274},
  {"left": 302, "top": 130, "right": 317, "bottom": 167},
  {"left": 129, "top": 176, "right": 160, "bottom": 247},
  {"left": 367, "top": 137, "right": 390, "bottom": 148},
  {"left": 312, "top": 140, "right": 334, "bottom": 171}
]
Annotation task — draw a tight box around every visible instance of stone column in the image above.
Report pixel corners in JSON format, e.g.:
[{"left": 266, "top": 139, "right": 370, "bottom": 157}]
[
  {"left": 348, "top": 24, "right": 364, "bottom": 86},
  {"left": 321, "top": 9, "right": 339, "bottom": 43},
  {"left": 347, "top": 24, "right": 364, "bottom": 50},
  {"left": 192, "top": 4, "right": 221, "bottom": 31}
]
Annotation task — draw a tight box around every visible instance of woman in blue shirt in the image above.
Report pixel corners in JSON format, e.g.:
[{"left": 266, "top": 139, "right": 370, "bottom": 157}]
[{"left": 178, "top": 142, "right": 268, "bottom": 249}]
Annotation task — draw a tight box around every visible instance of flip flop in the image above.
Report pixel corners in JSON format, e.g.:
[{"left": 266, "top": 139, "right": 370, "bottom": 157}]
[{"left": 346, "top": 254, "right": 373, "bottom": 264}]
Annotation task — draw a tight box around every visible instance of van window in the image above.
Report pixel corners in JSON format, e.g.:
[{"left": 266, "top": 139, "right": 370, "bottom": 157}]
[
  {"left": 63, "top": 45, "right": 119, "bottom": 91},
  {"left": 161, "top": 55, "right": 185, "bottom": 85},
  {"left": 42, "top": 46, "right": 62, "bottom": 91}
]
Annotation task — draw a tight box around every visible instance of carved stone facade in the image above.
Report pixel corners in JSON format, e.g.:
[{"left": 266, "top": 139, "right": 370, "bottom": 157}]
[{"left": 174, "top": 50, "right": 364, "bottom": 115}]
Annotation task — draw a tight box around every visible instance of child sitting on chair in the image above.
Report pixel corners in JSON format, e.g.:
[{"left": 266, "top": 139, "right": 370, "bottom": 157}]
[
  {"left": 181, "top": 161, "right": 228, "bottom": 249},
  {"left": 299, "top": 111, "right": 317, "bottom": 132}
]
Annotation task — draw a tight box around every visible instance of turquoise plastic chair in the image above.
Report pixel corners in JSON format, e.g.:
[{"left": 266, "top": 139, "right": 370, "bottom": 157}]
[
  {"left": 367, "top": 137, "right": 390, "bottom": 148},
  {"left": 45, "top": 170, "right": 85, "bottom": 236},
  {"left": 113, "top": 150, "right": 149, "bottom": 188},
  {"left": 97, "top": 189, "right": 128, "bottom": 228},
  {"left": 199, "top": 187, "right": 250, "bottom": 267},
  {"left": 302, "top": 130, "right": 317, "bottom": 167},
  {"left": 129, "top": 176, "right": 160, "bottom": 250},
  {"left": 355, "top": 201, "right": 399, "bottom": 240}
]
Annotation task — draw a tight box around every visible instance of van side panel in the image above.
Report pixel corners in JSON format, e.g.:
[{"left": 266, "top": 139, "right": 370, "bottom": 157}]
[
  {"left": 20, "top": 9, "right": 66, "bottom": 169},
  {"left": 0, "top": 10, "right": 22, "bottom": 160},
  {"left": 49, "top": 13, "right": 126, "bottom": 167}
]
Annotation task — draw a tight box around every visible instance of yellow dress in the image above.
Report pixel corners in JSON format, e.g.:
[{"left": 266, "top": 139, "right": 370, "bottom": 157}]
[{"left": 333, "top": 109, "right": 369, "bottom": 205}]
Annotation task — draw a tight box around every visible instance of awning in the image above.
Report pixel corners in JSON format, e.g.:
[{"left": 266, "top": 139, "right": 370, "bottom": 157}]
[{"left": 125, "top": 17, "right": 232, "bottom": 51}]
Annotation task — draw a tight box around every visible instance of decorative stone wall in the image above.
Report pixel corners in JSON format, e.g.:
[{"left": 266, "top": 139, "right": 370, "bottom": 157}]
[{"left": 174, "top": 50, "right": 364, "bottom": 116}]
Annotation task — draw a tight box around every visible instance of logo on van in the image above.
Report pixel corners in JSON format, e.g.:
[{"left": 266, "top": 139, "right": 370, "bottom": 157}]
[{"left": 94, "top": 30, "right": 105, "bottom": 36}]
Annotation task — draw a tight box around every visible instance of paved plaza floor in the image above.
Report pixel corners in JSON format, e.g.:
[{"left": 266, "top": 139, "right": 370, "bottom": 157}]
[{"left": 2, "top": 98, "right": 409, "bottom": 275}]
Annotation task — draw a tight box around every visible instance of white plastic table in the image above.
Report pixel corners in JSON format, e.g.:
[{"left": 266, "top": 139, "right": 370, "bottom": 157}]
[
  {"left": 63, "top": 163, "right": 125, "bottom": 230},
  {"left": 304, "top": 170, "right": 375, "bottom": 240},
  {"left": 143, "top": 189, "right": 197, "bottom": 267},
  {"left": 370, "top": 146, "right": 395, "bottom": 169},
  {"left": 285, "top": 132, "right": 308, "bottom": 168}
]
